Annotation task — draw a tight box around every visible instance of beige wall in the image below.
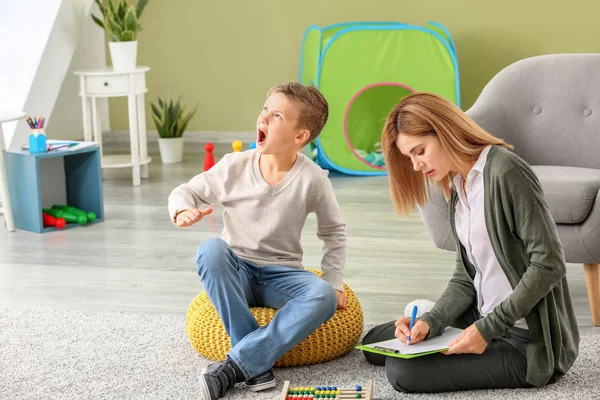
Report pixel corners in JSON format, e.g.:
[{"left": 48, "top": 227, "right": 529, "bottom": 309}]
[{"left": 108, "top": 0, "right": 600, "bottom": 132}]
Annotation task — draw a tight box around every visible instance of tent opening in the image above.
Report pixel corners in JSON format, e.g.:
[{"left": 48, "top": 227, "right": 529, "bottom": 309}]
[{"left": 344, "top": 82, "right": 415, "bottom": 170}]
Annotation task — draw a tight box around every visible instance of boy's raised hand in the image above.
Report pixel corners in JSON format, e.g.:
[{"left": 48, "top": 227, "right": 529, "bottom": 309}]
[{"left": 175, "top": 208, "right": 213, "bottom": 227}]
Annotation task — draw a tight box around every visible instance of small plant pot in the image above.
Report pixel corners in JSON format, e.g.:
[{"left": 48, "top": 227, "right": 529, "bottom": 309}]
[
  {"left": 158, "top": 137, "right": 184, "bottom": 164},
  {"left": 109, "top": 41, "right": 138, "bottom": 71}
]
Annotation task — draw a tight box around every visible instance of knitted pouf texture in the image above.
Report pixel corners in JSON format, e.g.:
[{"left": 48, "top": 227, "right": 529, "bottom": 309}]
[{"left": 185, "top": 269, "right": 364, "bottom": 367}]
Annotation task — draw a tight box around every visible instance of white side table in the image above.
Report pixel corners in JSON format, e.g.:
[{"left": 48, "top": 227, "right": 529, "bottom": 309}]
[
  {"left": 0, "top": 110, "right": 25, "bottom": 231},
  {"left": 74, "top": 66, "right": 151, "bottom": 186}
]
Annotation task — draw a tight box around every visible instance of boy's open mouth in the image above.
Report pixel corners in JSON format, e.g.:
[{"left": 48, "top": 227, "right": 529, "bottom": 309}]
[{"left": 257, "top": 129, "right": 267, "bottom": 145}]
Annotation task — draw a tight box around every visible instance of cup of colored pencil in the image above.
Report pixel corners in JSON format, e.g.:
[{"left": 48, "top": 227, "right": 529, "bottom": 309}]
[{"left": 26, "top": 116, "right": 48, "bottom": 153}]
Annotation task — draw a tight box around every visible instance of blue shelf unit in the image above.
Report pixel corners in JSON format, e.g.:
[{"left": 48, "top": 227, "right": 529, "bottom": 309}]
[{"left": 4, "top": 146, "right": 104, "bottom": 233}]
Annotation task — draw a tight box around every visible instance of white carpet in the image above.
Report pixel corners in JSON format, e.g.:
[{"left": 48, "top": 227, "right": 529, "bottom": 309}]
[{"left": 1, "top": 308, "right": 598, "bottom": 400}]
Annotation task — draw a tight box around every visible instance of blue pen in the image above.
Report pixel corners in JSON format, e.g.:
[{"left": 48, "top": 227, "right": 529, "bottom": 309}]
[{"left": 407, "top": 305, "right": 418, "bottom": 345}]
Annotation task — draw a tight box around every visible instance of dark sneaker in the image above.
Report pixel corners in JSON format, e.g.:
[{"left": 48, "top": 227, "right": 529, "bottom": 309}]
[
  {"left": 198, "top": 357, "right": 244, "bottom": 400},
  {"left": 245, "top": 369, "right": 276, "bottom": 392}
]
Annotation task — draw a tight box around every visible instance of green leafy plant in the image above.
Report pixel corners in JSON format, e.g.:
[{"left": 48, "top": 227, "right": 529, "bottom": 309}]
[
  {"left": 151, "top": 97, "right": 198, "bottom": 139},
  {"left": 92, "top": 0, "right": 149, "bottom": 42}
]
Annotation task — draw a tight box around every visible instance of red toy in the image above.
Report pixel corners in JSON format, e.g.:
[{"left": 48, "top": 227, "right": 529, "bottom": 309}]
[
  {"left": 42, "top": 213, "right": 66, "bottom": 229},
  {"left": 204, "top": 142, "right": 215, "bottom": 171}
]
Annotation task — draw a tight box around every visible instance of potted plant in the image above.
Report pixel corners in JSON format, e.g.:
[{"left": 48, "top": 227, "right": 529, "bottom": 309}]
[
  {"left": 91, "top": 0, "right": 149, "bottom": 71},
  {"left": 151, "top": 97, "right": 198, "bottom": 164}
]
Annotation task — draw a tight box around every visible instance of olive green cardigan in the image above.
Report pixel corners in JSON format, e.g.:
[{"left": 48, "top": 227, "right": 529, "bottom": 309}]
[{"left": 420, "top": 145, "right": 579, "bottom": 387}]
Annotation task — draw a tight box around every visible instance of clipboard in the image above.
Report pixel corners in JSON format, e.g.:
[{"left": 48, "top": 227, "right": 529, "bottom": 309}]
[{"left": 356, "top": 327, "right": 463, "bottom": 359}]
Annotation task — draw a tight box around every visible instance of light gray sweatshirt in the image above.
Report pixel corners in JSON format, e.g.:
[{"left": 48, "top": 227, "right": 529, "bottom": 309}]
[{"left": 168, "top": 150, "right": 347, "bottom": 291}]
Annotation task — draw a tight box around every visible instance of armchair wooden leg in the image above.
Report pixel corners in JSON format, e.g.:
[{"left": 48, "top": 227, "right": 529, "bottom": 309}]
[{"left": 584, "top": 263, "right": 600, "bottom": 326}]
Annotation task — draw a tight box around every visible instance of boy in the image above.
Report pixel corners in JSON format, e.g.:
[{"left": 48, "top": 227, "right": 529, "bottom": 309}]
[{"left": 168, "top": 82, "right": 347, "bottom": 400}]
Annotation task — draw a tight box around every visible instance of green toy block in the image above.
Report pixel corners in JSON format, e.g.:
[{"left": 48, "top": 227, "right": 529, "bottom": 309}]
[{"left": 51, "top": 205, "right": 96, "bottom": 223}]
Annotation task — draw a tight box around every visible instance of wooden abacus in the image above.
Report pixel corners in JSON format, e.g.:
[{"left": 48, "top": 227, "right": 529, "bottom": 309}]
[{"left": 280, "top": 380, "right": 373, "bottom": 400}]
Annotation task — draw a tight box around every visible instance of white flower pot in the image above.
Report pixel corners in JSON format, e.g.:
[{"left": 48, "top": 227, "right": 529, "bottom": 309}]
[
  {"left": 109, "top": 41, "right": 138, "bottom": 71},
  {"left": 158, "top": 137, "right": 184, "bottom": 164}
]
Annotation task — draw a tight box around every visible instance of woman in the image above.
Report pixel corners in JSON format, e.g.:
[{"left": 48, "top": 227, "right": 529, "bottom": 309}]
[{"left": 362, "top": 92, "right": 579, "bottom": 393}]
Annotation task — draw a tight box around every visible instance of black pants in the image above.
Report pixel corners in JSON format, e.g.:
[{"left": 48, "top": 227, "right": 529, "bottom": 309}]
[{"left": 362, "top": 308, "right": 533, "bottom": 393}]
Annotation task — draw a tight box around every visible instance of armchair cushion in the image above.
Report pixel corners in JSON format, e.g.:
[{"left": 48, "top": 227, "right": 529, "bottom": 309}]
[{"left": 531, "top": 166, "right": 600, "bottom": 224}]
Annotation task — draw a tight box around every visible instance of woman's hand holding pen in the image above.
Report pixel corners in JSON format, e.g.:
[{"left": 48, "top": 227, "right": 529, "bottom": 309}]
[
  {"left": 175, "top": 208, "right": 213, "bottom": 227},
  {"left": 394, "top": 317, "right": 429, "bottom": 344}
]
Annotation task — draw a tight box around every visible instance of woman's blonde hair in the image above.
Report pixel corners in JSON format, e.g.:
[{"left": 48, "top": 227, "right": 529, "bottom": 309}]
[{"left": 381, "top": 92, "right": 513, "bottom": 216}]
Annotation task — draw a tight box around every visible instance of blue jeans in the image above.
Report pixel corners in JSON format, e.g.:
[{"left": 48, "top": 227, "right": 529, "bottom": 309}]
[{"left": 196, "top": 238, "right": 338, "bottom": 380}]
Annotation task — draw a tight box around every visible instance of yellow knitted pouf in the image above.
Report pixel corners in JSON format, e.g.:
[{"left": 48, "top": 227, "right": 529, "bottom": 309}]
[{"left": 185, "top": 268, "right": 363, "bottom": 367}]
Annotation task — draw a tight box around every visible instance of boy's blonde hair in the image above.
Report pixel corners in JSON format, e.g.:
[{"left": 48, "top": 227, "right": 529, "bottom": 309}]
[
  {"left": 381, "top": 92, "right": 513, "bottom": 216},
  {"left": 267, "top": 82, "right": 328, "bottom": 144}
]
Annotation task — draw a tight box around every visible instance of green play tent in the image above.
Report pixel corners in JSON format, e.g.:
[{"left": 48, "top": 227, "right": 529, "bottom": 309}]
[{"left": 299, "top": 21, "right": 460, "bottom": 175}]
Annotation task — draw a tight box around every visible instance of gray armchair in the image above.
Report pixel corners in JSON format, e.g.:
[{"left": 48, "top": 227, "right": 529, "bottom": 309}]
[{"left": 418, "top": 54, "right": 600, "bottom": 326}]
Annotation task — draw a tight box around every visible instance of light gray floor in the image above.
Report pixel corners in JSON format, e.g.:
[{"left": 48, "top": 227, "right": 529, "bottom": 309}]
[{"left": 1, "top": 142, "right": 598, "bottom": 333}]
